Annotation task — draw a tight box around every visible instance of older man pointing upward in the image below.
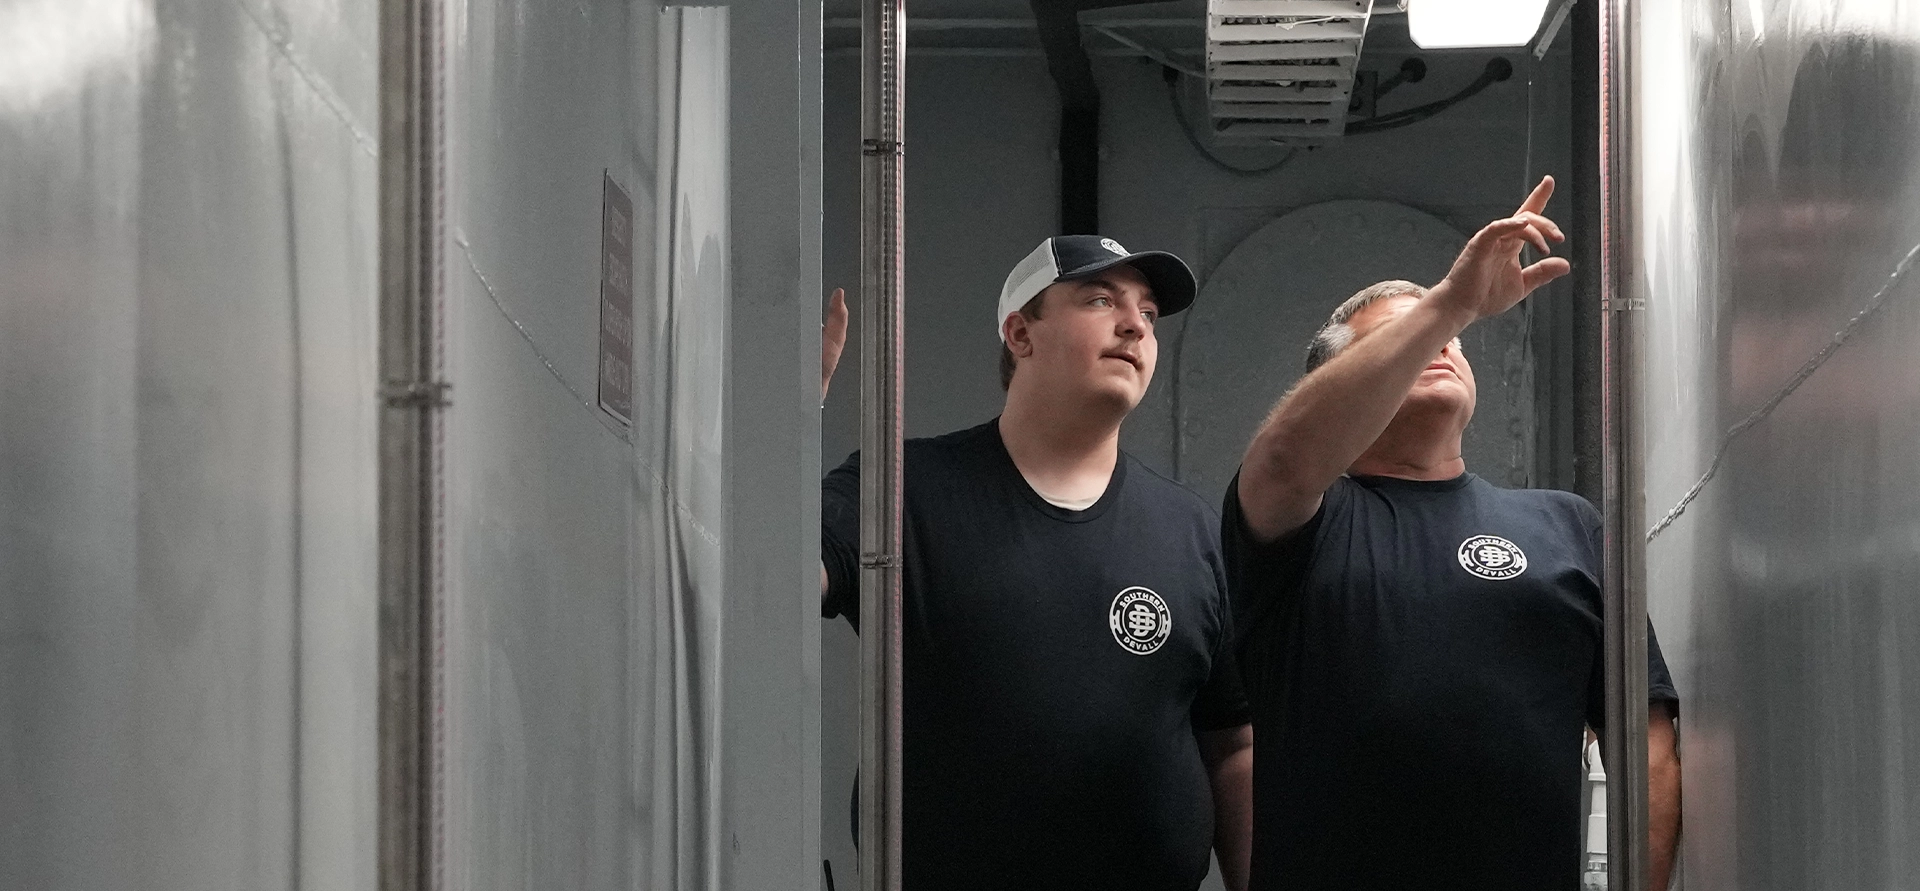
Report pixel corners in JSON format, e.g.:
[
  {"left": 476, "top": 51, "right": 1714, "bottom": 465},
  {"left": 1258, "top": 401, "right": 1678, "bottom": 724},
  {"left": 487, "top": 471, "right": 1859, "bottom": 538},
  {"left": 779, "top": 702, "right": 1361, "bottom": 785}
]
[{"left": 1222, "top": 178, "right": 1682, "bottom": 891}]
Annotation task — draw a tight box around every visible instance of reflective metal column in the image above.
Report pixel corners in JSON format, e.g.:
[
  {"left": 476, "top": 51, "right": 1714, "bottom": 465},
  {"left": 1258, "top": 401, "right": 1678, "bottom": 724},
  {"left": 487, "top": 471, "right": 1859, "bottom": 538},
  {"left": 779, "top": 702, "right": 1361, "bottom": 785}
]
[
  {"left": 1599, "top": 0, "right": 1651, "bottom": 886},
  {"left": 858, "top": 2, "right": 907, "bottom": 891},
  {"left": 375, "top": 0, "right": 448, "bottom": 887}
]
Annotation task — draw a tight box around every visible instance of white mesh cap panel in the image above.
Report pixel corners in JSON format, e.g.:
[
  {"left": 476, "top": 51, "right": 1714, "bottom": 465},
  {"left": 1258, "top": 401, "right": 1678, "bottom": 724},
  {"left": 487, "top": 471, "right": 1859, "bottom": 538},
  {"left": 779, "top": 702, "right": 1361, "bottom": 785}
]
[{"left": 997, "top": 238, "right": 1061, "bottom": 341}]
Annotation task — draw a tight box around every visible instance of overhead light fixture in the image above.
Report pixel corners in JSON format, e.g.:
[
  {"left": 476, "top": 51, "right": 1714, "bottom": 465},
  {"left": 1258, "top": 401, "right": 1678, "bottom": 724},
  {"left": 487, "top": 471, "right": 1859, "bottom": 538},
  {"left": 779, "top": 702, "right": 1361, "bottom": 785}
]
[{"left": 1407, "top": 0, "right": 1552, "bottom": 48}]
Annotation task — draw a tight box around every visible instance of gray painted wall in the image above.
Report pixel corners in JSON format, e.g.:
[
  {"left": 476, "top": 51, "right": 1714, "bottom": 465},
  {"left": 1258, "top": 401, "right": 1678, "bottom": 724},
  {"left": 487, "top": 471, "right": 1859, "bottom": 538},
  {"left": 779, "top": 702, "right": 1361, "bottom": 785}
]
[
  {"left": 723, "top": 2, "right": 827, "bottom": 888},
  {"left": 820, "top": 28, "right": 1578, "bottom": 889}
]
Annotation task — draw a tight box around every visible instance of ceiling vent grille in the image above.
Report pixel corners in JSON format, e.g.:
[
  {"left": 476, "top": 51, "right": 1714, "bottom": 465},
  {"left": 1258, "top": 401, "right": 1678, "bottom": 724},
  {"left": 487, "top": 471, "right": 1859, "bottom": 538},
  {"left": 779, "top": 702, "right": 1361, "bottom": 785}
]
[{"left": 1205, "top": 0, "right": 1375, "bottom": 141}]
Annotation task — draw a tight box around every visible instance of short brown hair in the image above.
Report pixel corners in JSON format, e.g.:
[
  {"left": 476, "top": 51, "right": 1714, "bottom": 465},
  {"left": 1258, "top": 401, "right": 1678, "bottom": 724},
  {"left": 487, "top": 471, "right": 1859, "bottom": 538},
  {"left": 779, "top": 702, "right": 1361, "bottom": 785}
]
[{"left": 997, "top": 292, "right": 1048, "bottom": 389}]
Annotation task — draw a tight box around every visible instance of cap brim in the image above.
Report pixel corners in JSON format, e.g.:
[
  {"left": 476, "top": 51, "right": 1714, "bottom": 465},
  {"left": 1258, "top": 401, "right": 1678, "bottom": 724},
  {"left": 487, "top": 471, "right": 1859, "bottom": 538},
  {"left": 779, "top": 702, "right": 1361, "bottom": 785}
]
[{"left": 1056, "top": 251, "right": 1198, "bottom": 317}]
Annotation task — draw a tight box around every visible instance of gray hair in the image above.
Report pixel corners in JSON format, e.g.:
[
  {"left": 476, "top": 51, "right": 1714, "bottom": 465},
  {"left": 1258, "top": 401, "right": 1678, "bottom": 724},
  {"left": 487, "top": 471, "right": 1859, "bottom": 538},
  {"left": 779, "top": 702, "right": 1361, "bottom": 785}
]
[{"left": 1303, "top": 280, "right": 1428, "bottom": 373}]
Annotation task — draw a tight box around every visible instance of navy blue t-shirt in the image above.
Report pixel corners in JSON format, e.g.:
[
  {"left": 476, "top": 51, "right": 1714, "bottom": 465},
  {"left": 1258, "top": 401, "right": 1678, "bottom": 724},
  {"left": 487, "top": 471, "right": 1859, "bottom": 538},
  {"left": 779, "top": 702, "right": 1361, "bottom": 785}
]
[
  {"left": 823, "top": 419, "right": 1249, "bottom": 891},
  {"left": 1221, "top": 473, "right": 1678, "bottom": 891}
]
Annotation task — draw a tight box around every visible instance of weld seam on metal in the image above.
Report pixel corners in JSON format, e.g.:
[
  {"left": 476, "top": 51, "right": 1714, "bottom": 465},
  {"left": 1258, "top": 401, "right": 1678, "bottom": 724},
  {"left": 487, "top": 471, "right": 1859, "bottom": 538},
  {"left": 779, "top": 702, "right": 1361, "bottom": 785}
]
[
  {"left": 452, "top": 232, "right": 634, "bottom": 444},
  {"left": 1648, "top": 238, "right": 1920, "bottom": 541},
  {"left": 234, "top": 0, "right": 381, "bottom": 158}
]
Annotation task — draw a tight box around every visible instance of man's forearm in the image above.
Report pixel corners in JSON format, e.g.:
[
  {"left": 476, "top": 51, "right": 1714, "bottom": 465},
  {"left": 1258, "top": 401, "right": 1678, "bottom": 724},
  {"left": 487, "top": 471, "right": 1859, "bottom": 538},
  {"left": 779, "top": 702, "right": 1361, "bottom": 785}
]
[
  {"left": 1201, "top": 726, "right": 1254, "bottom": 891},
  {"left": 1239, "top": 291, "right": 1475, "bottom": 536},
  {"left": 1594, "top": 708, "right": 1683, "bottom": 890},
  {"left": 1648, "top": 707, "right": 1682, "bottom": 890}
]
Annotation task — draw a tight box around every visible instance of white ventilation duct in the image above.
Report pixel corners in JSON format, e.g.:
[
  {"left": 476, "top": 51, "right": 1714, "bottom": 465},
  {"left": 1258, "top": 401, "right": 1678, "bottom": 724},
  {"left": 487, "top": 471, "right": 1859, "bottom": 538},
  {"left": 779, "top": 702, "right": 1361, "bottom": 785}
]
[{"left": 1204, "top": 0, "right": 1376, "bottom": 141}]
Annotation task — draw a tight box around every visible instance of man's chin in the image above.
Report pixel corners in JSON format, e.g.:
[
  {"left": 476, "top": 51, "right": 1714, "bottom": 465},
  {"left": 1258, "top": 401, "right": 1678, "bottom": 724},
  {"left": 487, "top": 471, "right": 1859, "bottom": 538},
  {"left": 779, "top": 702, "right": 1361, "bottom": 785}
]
[
  {"left": 1401, "top": 386, "right": 1472, "bottom": 416},
  {"left": 1085, "top": 381, "right": 1147, "bottom": 416}
]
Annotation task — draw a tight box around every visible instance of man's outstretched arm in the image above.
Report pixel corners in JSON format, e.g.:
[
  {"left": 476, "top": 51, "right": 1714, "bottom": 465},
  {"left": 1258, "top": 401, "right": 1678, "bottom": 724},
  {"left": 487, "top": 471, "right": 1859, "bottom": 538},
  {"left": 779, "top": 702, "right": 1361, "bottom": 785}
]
[{"left": 1236, "top": 178, "right": 1568, "bottom": 542}]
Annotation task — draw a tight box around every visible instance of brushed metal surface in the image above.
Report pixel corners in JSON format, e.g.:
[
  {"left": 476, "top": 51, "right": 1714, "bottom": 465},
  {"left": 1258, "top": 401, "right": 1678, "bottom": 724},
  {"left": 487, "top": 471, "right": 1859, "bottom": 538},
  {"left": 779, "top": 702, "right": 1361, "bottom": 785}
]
[
  {"left": 437, "top": 1, "right": 662, "bottom": 887},
  {"left": 858, "top": 1, "right": 907, "bottom": 890},
  {"left": 0, "top": 1, "right": 380, "bottom": 888},
  {"left": 1600, "top": 0, "right": 1651, "bottom": 882},
  {"left": 3, "top": 4, "right": 823, "bottom": 890},
  {"left": 1633, "top": 4, "right": 1920, "bottom": 888}
]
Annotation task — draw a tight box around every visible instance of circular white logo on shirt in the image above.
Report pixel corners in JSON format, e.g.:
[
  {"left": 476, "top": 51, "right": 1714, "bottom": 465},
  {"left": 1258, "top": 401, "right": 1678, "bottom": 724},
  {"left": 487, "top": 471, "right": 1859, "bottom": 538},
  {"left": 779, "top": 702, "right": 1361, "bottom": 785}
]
[
  {"left": 1458, "top": 535, "right": 1529, "bottom": 580},
  {"left": 1109, "top": 587, "right": 1172, "bottom": 655},
  {"left": 1099, "top": 237, "right": 1128, "bottom": 256}
]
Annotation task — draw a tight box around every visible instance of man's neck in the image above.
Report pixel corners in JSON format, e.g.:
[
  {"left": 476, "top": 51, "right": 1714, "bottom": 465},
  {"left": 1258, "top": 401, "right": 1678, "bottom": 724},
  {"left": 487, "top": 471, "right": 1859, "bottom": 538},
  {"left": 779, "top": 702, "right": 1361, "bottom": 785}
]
[
  {"left": 999, "top": 389, "right": 1124, "bottom": 499},
  {"left": 1349, "top": 413, "right": 1468, "bottom": 481}
]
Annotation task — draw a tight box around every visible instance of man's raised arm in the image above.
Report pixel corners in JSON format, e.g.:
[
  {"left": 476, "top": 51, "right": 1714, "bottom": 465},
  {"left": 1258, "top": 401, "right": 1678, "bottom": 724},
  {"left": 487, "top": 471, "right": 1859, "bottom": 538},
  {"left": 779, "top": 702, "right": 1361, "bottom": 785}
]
[{"left": 1235, "top": 177, "right": 1570, "bottom": 541}]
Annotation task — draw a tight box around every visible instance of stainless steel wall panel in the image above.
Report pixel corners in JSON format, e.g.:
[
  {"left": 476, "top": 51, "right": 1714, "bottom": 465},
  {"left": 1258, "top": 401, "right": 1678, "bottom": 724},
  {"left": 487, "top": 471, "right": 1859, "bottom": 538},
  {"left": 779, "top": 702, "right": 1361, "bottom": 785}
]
[
  {"left": 0, "top": 1, "right": 378, "bottom": 889},
  {"left": 637, "top": 9, "right": 729, "bottom": 888},
  {"left": 5, "top": 1, "right": 820, "bottom": 888},
  {"left": 441, "top": 303, "right": 643, "bottom": 887},
  {"left": 1633, "top": 2, "right": 1920, "bottom": 888},
  {"left": 0, "top": 9, "right": 148, "bottom": 890},
  {"left": 439, "top": 2, "right": 822, "bottom": 887},
  {"left": 439, "top": 0, "right": 660, "bottom": 887}
]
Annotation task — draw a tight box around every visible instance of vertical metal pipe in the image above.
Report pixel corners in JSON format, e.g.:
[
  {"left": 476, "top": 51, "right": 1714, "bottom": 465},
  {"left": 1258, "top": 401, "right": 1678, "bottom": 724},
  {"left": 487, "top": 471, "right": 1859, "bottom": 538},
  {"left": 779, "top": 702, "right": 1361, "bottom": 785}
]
[
  {"left": 1598, "top": 0, "right": 1650, "bottom": 887},
  {"left": 858, "top": 1, "right": 906, "bottom": 891},
  {"left": 376, "top": 0, "right": 447, "bottom": 888}
]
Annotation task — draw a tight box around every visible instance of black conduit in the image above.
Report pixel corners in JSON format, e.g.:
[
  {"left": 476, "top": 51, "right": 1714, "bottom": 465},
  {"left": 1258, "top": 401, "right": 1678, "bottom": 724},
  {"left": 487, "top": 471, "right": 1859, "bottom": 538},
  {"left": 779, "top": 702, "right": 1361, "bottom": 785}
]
[
  {"left": 1032, "top": 0, "right": 1103, "bottom": 234},
  {"left": 1031, "top": 0, "right": 1167, "bottom": 234},
  {"left": 1570, "top": 0, "right": 1604, "bottom": 502}
]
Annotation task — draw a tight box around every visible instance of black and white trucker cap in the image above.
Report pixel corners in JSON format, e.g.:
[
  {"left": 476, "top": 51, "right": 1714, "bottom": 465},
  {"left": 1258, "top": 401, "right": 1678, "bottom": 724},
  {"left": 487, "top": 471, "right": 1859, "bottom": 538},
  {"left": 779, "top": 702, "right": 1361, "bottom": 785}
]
[{"left": 996, "top": 235, "right": 1198, "bottom": 341}]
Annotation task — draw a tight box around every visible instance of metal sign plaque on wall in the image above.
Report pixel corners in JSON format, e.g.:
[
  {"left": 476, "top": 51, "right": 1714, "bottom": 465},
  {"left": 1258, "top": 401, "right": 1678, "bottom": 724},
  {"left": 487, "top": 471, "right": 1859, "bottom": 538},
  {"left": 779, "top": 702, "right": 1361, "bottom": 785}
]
[{"left": 598, "top": 171, "right": 635, "bottom": 424}]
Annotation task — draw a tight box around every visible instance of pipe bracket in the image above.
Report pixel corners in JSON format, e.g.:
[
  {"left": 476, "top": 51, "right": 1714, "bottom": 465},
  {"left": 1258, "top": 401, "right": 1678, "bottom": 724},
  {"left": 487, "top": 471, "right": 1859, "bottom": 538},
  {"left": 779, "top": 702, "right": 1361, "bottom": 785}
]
[
  {"left": 861, "top": 139, "right": 905, "bottom": 156},
  {"left": 382, "top": 380, "right": 453, "bottom": 408}
]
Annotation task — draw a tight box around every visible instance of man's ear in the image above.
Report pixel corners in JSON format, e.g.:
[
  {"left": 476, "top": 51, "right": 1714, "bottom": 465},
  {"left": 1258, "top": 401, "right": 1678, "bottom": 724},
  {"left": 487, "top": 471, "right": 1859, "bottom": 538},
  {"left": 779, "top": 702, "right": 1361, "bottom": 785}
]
[{"left": 1004, "top": 312, "right": 1036, "bottom": 358}]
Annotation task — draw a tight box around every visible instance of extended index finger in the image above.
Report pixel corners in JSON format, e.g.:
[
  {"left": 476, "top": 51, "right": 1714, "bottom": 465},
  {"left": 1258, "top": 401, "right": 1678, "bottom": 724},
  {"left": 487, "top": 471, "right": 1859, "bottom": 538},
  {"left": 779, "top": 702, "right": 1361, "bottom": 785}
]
[{"left": 1517, "top": 175, "right": 1556, "bottom": 216}]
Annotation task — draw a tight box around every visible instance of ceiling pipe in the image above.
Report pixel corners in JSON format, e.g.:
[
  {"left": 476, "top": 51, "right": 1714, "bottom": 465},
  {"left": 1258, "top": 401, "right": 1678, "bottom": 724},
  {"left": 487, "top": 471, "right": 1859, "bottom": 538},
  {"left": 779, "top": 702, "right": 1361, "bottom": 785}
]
[
  {"left": 1031, "top": 0, "right": 1168, "bottom": 234},
  {"left": 1032, "top": 0, "right": 1102, "bottom": 234}
]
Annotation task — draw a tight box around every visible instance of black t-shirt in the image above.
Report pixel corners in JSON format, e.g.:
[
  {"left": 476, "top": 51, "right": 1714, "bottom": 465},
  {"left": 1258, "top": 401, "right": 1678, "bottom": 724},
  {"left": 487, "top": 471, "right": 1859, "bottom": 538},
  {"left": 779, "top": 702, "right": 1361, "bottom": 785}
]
[
  {"left": 1220, "top": 473, "right": 1679, "bottom": 891},
  {"left": 822, "top": 420, "right": 1250, "bottom": 891}
]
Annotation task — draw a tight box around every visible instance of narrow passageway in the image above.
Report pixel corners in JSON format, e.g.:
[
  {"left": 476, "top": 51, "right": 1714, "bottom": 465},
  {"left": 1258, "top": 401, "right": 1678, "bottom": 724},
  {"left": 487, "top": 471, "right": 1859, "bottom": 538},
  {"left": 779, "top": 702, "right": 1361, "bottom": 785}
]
[{"left": 4, "top": 2, "right": 1918, "bottom": 891}]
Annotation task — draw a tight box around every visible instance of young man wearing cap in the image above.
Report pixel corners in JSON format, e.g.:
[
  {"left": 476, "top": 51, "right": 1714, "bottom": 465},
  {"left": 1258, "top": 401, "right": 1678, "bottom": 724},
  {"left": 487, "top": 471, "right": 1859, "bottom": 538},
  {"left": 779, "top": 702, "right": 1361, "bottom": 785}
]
[{"left": 819, "top": 236, "right": 1253, "bottom": 891}]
